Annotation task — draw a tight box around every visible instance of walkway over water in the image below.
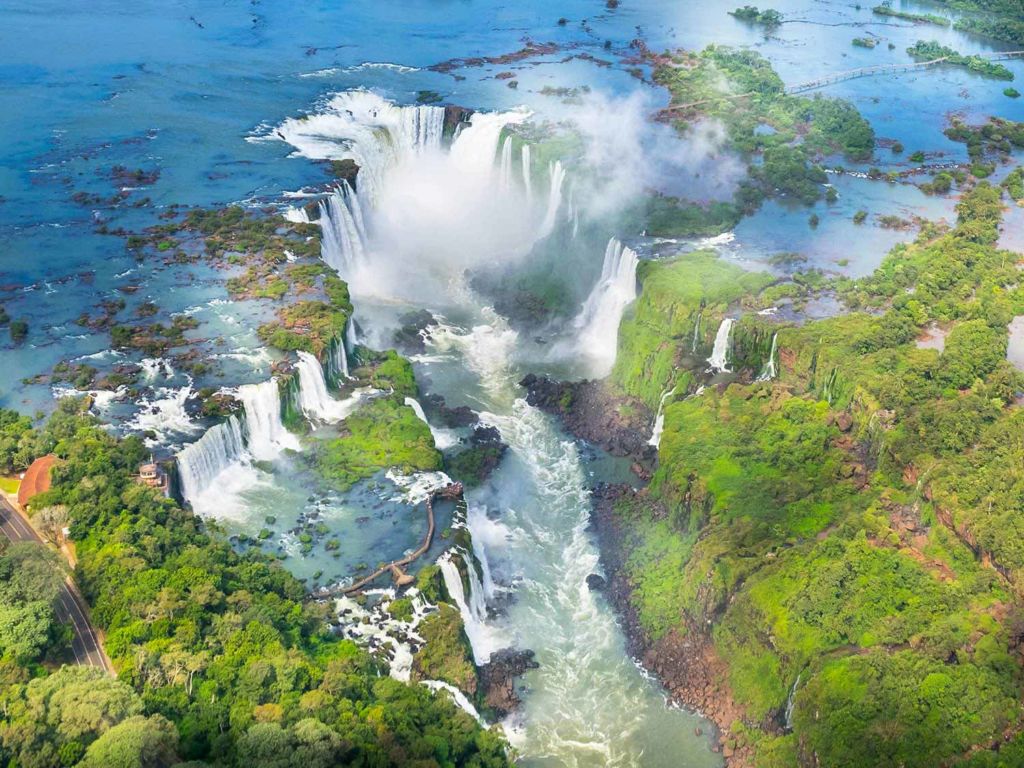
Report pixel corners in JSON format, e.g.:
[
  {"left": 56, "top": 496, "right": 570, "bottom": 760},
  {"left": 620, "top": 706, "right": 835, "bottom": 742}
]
[{"left": 785, "top": 51, "right": 1024, "bottom": 94}]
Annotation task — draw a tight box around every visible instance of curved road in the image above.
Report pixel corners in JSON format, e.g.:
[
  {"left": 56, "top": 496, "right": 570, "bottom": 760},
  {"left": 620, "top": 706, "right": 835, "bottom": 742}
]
[{"left": 0, "top": 496, "right": 113, "bottom": 674}]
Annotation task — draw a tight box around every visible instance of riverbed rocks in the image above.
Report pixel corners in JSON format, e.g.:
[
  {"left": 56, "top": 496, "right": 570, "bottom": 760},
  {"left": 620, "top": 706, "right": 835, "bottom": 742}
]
[
  {"left": 478, "top": 648, "right": 539, "bottom": 717},
  {"left": 520, "top": 373, "right": 655, "bottom": 464}
]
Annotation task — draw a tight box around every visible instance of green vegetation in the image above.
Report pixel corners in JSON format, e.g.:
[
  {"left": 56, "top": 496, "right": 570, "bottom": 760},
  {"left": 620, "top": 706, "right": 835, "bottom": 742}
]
[
  {"left": 0, "top": 399, "right": 508, "bottom": 767},
  {"left": 851, "top": 37, "right": 877, "bottom": 49},
  {"left": 311, "top": 397, "right": 441, "bottom": 490},
  {"left": 924, "top": 0, "right": 1024, "bottom": 45},
  {"left": 0, "top": 540, "right": 68, "bottom": 662},
  {"left": 612, "top": 250, "right": 775, "bottom": 407},
  {"left": 728, "top": 6, "right": 783, "bottom": 25},
  {"left": 1006, "top": 87, "right": 1022, "bottom": 98},
  {"left": 872, "top": 4, "right": 950, "bottom": 26},
  {"left": 608, "top": 184, "right": 1024, "bottom": 765},
  {"left": 411, "top": 604, "right": 478, "bottom": 696},
  {"left": 643, "top": 197, "right": 742, "bottom": 238},
  {"left": 907, "top": 40, "right": 1015, "bottom": 80},
  {"left": 1003, "top": 166, "right": 1024, "bottom": 201},
  {"left": 653, "top": 46, "right": 874, "bottom": 211}
]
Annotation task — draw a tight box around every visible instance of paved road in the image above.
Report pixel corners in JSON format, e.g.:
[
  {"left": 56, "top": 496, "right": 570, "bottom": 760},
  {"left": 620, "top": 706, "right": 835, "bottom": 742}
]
[{"left": 0, "top": 496, "right": 113, "bottom": 674}]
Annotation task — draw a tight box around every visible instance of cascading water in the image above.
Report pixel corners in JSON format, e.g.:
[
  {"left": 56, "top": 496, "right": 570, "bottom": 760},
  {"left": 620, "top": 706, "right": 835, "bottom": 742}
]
[
  {"left": 296, "top": 351, "right": 372, "bottom": 423},
  {"left": 692, "top": 311, "right": 703, "bottom": 352},
  {"left": 423, "top": 317, "right": 717, "bottom": 766},
  {"left": 538, "top": 160, "right": 566, "bottom": 239},
  {"left": 708, "top": 318, "right": 734, "bottom": 373},
  {"left": 403, "top": 396, "right": 457, "bottom": 449},
  {"left": 176, "top": 415, "right": 247, "bottom": 505},
  {"left": 331, "top": 336, "right": 350, "bottom": 380},
  {"left": 758, "top": 332, "right": 779, "bottom": 381},
  {"left": 237, "top": 380, "right": 300, "bottom": 461},
  {"left": 319, "top": 181, "right": 368, "bottom": 280},
  {"left": 422, "top": 680, "right": 487, "bottom": 726},
  {"left": 277, "top": 93, "right": 718, "bottom": 766},
  {"left": 648, "top": 387, "right": 674, "bottom": 448},
  {"left": 438, "top": 552, "right": 500, "bottom": 665},
  {"left": 499, "top": 135, "right": 514, "bottom": 190},
  {"left": 521, "top": 143, "right": 532, "bottom": 204},
  {"left": 273, "top": 91, "right": 445, "bottom": 206},
  {"left": 573, "top": 237, "right": 640, "bottom": 377}
]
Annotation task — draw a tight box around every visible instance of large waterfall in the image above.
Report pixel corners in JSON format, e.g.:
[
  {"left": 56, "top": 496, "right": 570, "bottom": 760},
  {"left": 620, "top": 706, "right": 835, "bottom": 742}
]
[
  {"left": 176, "top": 415, "right": 247, "bottom": 505},
  {"left": 319, "top": 182, "right": 369, "bottom": 280},
  {"left": 573, "top": 238, "right": 640, "bottom": 376},
  {"left": 499, "top": 135, "right": 513, "bottom": 189},
  {"left": 237, "top": 380, "right": 300, "bottom": 461},
  {"left": 274, "top": 91, "right": 445, "bottom": 206},
  {"left": 707, "top": 318, "right": 734, "bottom": 373}
]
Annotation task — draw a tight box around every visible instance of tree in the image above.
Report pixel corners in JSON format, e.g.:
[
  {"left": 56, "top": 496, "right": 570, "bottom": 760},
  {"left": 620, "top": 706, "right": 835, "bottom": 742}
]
[{"left": 79, "top": 715, "right": 179, "bottom": 768}]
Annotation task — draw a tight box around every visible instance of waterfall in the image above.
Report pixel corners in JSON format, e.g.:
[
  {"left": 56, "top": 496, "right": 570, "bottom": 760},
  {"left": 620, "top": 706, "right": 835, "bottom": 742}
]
[
  {"left": 345, "top": 316, "right": 359, "bottom": 352},
  {"left": 573, "top": 238, "right": 640, "bottom": 376},
  {"left": 439, "top": 553, "right": 495, "bottom": 664},
  {"left": 404, "top": 396, "right": 457, "bottom": 449},
  {"left": 521, "top": 144, "right": 532, "bottom": 204},
  {"left": 538, "top": 160, "right": 566, "bottom": 239},
  {"left": 176, "top": 415, "right": 246, "bottom": 505},
  {"left": 648, "top": 388, "right": 674, "bottom": 448},
  {"left": 692, "top": 312, "right": 702, "bottom": 353},
  {"left": 237, "top": 380, "right": 300, "bottom": 461},
  {"left": 707, "top": 318, "right": 734, "bottom": 373},
  {"left": 784, "top": 673, "right": 802, "bottom": 731},
  {"left": 272, "top": 91, "right": 445, "bottom": 206},
  {"left": 499, "top": 135, "right": 513, "bottom": 190},
  {"left": 295, "top": 351, "right": 372, "bottom": 423},
  {"left": 422, "top": 681, "right": 487, "bottom": 726},
  {"left": 758, "top": 332, "right": 779, "bottom": 381},
  {"left": 319, "top": 181, "right": 368, "bottom": 280},
  {"left": 399, "top": 105, "right": 445, "bottom": 151},
  {"left": 332, "top": 336, "right": 350, "bottom": 380}
]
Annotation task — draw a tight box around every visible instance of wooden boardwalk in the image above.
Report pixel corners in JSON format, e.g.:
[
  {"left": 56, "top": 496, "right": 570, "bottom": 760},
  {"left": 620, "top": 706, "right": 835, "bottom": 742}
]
[
  {"left": 320, "top": 482, "right": 463, "bottom": 597},
  {"left": 785, "top": 51, "right": 1024, "bottom": 95}
]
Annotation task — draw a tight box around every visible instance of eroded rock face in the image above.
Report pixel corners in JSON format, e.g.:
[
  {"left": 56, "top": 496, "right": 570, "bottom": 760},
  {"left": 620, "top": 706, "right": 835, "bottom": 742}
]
[
  {"left": 478, "top": 648, "right": 539, "bottom": 717},
  {"left": 586, "top": 573, "right": 606, "bottom": 591}
]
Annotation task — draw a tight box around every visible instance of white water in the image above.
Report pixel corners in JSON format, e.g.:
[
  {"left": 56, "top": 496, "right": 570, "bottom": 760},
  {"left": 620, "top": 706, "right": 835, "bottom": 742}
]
[
  {"left": 648, "top": 387, "right": 674, "bottom": 449},
  {"left": 691, "top": 312, "right": 702, "bottom": 353},
  {"left": 422, "top": 680, "right": 487, "bottom": 726},
  {"left": 521, "top": 143, "right": 533, "bottom": 205},
  {"left": 319, "top": 181, "right": 369, "bottom": 281},
  {"left": 295, "top": 351, "right": 374, "bottom": 423},
  {"left": 332, "top": 336, "right": 350, "bottom": 379},
  {"left": 707, "top": 318, "right": 733, "bottom": 373},
  {"left": 237, "top": 380, "right": 301, "bottom": 461},
  {"left": 128, "top": 386, "right": 197, "bottom": 445},
  {"left": 176, "top": 416, "right": 250, "bottom": 504},
  {"left": 538, "top": 160, "right": 566, "bottom": 239},
  {"left": 757, "top": 332, "right": 778, "bottom": 381},
  {"left": 573, "top": 238, "right": 640, "bottom": 377},
  {"left": 273, "top": 91, "right": 445, "bottom": 206},
  {"left": 403, "top": 396, "right": 458, "bottom": 449},
  {"left": 280, "top": 92, "right": 718, "bottom": 766},
  {"left": 499, "top": 135, "right": 514, "bottom": 190},
  {"left": 438, "top": 551, "right": 502, "bottom": 665}
]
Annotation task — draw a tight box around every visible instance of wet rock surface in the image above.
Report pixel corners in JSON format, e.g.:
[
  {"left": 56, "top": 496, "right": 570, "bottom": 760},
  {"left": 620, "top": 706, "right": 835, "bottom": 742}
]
[
  {"left": 479, "top": 648, "right": 539, "bottom": 717},
  {"left": 520, "top": 373, "right": 654, "bottom": 464}
]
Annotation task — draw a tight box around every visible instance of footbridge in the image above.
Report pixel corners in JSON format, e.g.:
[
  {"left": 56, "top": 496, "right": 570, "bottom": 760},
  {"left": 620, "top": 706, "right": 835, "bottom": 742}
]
[{"left": 785, "top": 51, "right": 1024, "bottom": 95}]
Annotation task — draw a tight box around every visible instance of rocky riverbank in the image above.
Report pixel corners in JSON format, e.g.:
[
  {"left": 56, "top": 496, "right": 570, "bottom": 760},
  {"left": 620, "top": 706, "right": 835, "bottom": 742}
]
[
  {"left": 519, "top": 373, "right": 655, "bottom": 475},
  {"left": 590, "top": 484, "right": 755, "bottom": 767}
]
